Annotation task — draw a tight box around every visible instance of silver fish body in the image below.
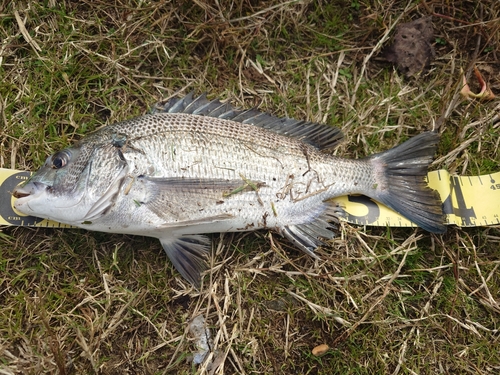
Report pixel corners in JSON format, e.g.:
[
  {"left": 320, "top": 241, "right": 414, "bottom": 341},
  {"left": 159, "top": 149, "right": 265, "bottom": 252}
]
[{"left": 14, "top": 93, "right": 445, "bottom": 286}]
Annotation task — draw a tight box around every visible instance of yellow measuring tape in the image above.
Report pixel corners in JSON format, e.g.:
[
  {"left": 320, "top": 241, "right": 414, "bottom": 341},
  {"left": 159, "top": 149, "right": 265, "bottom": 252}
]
[
  {"left": 1, "top": 168, "right": 499, "bottom": 228},
  {"left": 333, "top": 170, "right": 500, "bottom": 228}
]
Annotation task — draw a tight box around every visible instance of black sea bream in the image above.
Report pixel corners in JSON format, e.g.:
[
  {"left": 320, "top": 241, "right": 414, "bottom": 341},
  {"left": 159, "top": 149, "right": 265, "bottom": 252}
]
[{"left": 14, "top": 93, "right": 446, "bottom": 286}]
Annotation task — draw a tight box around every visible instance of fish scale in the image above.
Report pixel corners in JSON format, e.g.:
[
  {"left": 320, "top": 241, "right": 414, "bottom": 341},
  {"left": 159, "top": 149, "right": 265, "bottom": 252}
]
[
  {"left": 13, "top": 93, "right": 446, "bottom": 287},
  {"left": 129, "top": 122, "right": 336, "bottom": 213},
  {"left": 129, "top": 126, "right": 325, "bottom": 224}
]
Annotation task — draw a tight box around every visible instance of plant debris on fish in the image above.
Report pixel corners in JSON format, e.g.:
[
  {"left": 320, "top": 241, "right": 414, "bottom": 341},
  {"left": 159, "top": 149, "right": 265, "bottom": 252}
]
[{"left": 13, "top": 93, "right": 446, "bottom": 287}]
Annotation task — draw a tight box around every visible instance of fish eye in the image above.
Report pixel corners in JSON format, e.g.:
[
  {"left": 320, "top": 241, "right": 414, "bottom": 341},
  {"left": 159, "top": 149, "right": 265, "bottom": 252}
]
[{"left": 51, "top": 150, "right": 71, "bottom": 169}]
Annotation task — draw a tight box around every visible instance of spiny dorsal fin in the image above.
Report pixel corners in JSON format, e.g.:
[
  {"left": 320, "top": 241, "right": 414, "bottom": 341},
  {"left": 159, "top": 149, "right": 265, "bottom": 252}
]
[{"left": 152, "top": 92, "right": 343, "bottom": 151}]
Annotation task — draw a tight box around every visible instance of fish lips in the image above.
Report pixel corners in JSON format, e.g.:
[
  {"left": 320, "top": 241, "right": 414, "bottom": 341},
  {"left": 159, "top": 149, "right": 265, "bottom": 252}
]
[
  {"left": 13, "top": 181, "right": 48, "bottom": 212},
  {"left": 13, "top": 181, "right": 47, "bottom": 199}
]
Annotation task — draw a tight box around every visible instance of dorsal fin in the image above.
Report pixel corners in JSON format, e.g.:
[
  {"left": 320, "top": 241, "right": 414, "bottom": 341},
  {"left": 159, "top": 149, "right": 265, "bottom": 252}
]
[{"left": 152, "top": 92, "right": 343, "bottom": 151}]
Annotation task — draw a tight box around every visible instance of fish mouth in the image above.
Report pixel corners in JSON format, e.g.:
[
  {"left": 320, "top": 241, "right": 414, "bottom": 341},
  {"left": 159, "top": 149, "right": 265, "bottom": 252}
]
[
  {"left": 12, "top": 181, "right": 48, "bottom": 199},
  {"left": 12, "top": 190, "right": 29, "bottom": 198}
]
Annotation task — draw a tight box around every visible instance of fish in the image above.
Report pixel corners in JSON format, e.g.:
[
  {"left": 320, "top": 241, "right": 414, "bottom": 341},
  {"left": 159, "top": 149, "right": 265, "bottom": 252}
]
[{"left": 13, "top": 93, "right": 446, "bottom": 286}]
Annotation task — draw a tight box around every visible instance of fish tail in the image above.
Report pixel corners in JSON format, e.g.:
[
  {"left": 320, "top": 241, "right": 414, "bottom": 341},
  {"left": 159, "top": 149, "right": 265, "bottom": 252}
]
[{"left": 368, "top": 131, "right": 446, "bottom": 233}]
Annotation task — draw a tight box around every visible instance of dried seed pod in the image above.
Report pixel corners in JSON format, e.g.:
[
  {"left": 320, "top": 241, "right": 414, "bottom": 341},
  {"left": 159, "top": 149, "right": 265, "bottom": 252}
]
[{"left": 312, "top": 344, "right": 330, "bottom": 356}]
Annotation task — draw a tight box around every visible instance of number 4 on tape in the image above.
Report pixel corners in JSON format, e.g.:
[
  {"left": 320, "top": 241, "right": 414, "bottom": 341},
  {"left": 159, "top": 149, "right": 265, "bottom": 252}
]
[{"left": 431, "top": 170, "right": 500, "bottom": 227}]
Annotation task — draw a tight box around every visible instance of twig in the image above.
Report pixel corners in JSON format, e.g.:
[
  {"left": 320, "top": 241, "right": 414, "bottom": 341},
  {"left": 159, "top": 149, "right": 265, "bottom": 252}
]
[
  {"left": 331, "top": 244, "right": 413, "bottom": 347},
  {"left": 433, "top": 17, "right": 483, "bottom": 133},
  {"left": 228, "top": 0, "right": 299, "bottom": 23},
  {"left": 351, "top": 1, "right": 413, "bottom": 106}
]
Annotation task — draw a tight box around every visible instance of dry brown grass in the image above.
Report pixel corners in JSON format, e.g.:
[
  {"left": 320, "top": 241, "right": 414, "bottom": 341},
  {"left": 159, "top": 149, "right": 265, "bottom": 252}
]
[{"left": 1, "top": 0, "right": 500, "bottom": 374}]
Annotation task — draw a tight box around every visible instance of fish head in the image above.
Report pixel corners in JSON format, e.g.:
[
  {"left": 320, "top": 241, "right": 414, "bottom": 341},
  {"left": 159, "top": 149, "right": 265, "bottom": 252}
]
[{"left": 13, "top": 140, "right": 129, "bottom": 224}]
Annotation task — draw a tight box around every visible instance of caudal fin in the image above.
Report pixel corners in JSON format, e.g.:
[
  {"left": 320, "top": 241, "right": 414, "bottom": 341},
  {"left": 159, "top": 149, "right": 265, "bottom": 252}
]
[{"left": 369, "top": 132, "right": 446, "bottom": 233}]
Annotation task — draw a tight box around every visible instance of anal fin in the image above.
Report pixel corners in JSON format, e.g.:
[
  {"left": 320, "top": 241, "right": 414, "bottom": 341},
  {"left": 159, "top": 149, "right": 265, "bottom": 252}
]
[
  {"left": 160, "top": 235, "right": 211, "bottom": 288},
  {"left": 281, "top": 201, "right": 343, "bottom": 258}
]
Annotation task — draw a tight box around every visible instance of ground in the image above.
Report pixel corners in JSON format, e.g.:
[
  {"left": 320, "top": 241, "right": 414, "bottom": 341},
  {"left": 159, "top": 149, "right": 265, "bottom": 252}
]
[{"left": 0, "top": 0, "right": 499, "bottom": 374}]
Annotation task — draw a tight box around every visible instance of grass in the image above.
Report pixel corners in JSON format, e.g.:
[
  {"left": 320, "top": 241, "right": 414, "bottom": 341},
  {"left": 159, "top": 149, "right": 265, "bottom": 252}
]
[{"left": 1, "top": 0, "right": 500, "bottom": 374}]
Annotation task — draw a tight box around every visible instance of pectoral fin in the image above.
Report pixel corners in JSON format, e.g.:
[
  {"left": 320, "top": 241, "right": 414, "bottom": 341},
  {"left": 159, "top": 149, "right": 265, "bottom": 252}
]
[
  {"left": 137, "top": 176, "right": 262, "bottom": 222},
  {"left": 160, "top": 235, "right": 211, "bottom": 287},
  {"left": 157, "top": 214, "right": 234, "bottom": 229},
  {"left": 139, "top": 176, "right": 263, "bottom": 195}
]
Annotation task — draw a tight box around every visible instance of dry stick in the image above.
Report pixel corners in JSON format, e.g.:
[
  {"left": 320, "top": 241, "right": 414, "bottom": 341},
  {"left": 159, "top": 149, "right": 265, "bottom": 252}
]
[
  {"left": 350, "top": 1, "right": 414, "bottom": 106},
  {"left": 392, "top": 270, "right": 444, "bottom": 374},
  {"left": 420, "top": 0, "right": 497, "bottom": 45},
  {"left": 463, "top": 232, "right": 499, "bottom": 308},
  {"left": 428, "top": 2, "right": 499, "bottom": 133},
  {"left": 433, "top": 27, "right": 482, "bottom": 133},
  {"left": 14, "top": 10, "right": 42, "bottom": 54},
  {"left": 331, "top": 245, "right": 412, "bottom": 347},
  {"left": 37, "top": 300, "right": 68, "bottom": 375},
  {"left": 227, "top": 0, "right": 299, "bottom": 23}
]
